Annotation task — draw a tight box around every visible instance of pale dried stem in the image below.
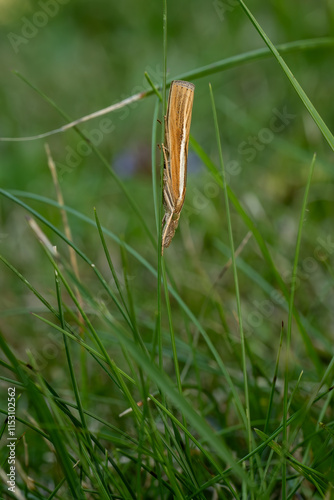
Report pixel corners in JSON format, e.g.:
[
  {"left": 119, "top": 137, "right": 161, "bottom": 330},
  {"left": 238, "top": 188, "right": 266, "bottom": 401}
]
[
  {"left": 0, "top": 91, "right": 148, "bottom": 142},
  {"left": 45, "top": 143, "right": 84, "bottom": 331}
]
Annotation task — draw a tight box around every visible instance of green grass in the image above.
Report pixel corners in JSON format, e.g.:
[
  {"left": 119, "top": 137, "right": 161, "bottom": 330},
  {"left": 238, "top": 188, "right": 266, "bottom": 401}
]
[{"left": 1, "top": 1, "right": 334, "bottom": 499}]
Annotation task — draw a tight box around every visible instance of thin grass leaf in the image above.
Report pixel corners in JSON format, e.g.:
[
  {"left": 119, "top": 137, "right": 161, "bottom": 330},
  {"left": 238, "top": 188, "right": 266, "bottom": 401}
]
[
  {"left": 190, "top": 138, "right": 323, "bottom": 373},
  {"left": 215, "top": 239, "right": 333, "bottom": 353},
  {"left": 209, "top": 83, "right": 254, "bottom": 490},
  {"left": 0, "top": 189, "right": 249, "bottom": 428},
  {"left": 174, "top": 37, "right": 334, "bottom": 83},
  {"left": 283, "top": 154, "right": 316, "bottom": 493},
  {"left": 1, "top": 38, "right": 332, "bottom": 144},
  {"left": 237, "top": 1, "right": 334, "bottom": 152},
  {"left": 110, "top": 331, "right": 251, "bottom": 485},
  {"left": 144, "top": 71, "right": 162, "bottom": 101},
  {"left": 0, "top": 330, "right": 86, "bottom": 499},
  {"left": 151, "top": 99, "right": 161, "bottom": 234},
  {"left": 12, "top": 73, "right": 156, "bottom": 248},
  {"left": 255, "top": 429, "right": 329, "bottom": 496},
  {"left": 255, "top": 322, "right": 284, "bottom": 487},
  {"left": 94, "top": 207, "right": 131, "bottom": 319}
]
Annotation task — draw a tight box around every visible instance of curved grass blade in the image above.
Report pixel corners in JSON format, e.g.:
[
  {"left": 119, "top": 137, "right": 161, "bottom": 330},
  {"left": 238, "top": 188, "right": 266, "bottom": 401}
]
[{"left": 237, "top": 1, "right": 334, "bottom": 152}]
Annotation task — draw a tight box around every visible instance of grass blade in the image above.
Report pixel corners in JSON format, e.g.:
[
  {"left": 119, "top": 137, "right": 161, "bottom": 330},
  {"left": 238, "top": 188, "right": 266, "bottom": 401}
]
[{"left": 237, "top": 1, "right": 334, "bottom": 152}]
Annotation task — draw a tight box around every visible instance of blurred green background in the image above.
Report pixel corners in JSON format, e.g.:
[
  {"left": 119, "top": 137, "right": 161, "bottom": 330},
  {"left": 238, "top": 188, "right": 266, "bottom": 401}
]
[{"left": 1, "top": 0, "right": 334, "bottom": 392}]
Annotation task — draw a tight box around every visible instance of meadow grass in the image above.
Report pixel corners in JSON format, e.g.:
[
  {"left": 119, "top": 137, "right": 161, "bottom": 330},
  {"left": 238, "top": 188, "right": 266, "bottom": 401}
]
[{"left": 1, "top": 1, "right": 334, "bottom": 499}]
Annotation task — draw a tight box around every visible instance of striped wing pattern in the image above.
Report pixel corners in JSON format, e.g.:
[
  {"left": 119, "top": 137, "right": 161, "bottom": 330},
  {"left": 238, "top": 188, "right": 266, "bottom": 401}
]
[{"left": 162, "top": 80, "right": 195, "bottom": 253}]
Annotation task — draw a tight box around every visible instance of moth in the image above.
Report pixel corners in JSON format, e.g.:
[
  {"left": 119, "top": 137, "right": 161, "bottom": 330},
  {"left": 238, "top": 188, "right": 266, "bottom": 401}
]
[{"left": 161, "top": 80, "right": 195, "bottom": 254}]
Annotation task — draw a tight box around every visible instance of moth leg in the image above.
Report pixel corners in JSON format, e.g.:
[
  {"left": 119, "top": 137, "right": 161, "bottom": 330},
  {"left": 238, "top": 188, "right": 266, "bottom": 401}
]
[
  {"left": 161, "top": 211, "right": 174, "bottom": 254},
  {"left": 161, "top": 143, "right": 174, "bottom": 207},
  {"left": 164, "top": 182, "right": 174, "bottom": 212},
  {"left": 162, "top": 143, "right": 170, "bottom": 177},
  {"left": 161, "top": 137, "right": 177, "bottom": 253}
]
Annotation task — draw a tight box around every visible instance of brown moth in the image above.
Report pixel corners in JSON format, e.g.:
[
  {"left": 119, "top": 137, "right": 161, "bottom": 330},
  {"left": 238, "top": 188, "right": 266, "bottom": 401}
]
[{"left": 161, "top": 80, "right": 195, "bottom": 254}]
